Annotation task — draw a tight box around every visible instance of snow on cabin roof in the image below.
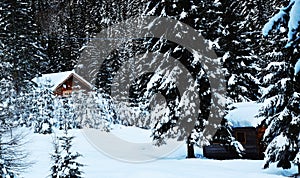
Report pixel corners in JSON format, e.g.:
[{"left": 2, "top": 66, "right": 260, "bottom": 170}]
[
  {"left": 225, "top": 101, "right": 264, "bottom": 128},
  {"left": 32, "top": 71, "right": 93, "bottom": 91}
]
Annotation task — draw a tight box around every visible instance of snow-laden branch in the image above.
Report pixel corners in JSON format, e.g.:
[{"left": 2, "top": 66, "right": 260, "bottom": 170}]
[
  {"left": 288, "top": 0, "right": 300, "bottom": 41},
  {"left": 262, "top": 0, "right": 300, "bottom": 46},
  {"left": 262, "top": 10, "right": 288, "bottom": 37},
  {"left": 295, "top": 59, "right": 300, "bottom": 75}
]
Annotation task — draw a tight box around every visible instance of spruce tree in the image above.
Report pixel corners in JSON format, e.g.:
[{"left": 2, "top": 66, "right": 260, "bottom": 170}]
[
  {"left": 34, "top": 80, "right": 54, "bottom": 134},
  {"left": 55, "top": 96, "right": 78, "bottom": 130},
  {"left": 260, "top": 0, "right": 300, "bottom": 173},
  {"left": 0, "top": 0, "right": 46, "bottom": 93},
  {"left": 50, "top": 129, "right": 83, "bottom": 178},
  {"left": 0, "top": 78, "right": 18, "bottom": 130},
  {"left": 141, "top": 0, "right": 232, "bottom": 158},
  {"left": 0, "top": 131, "right": 28, "bottom": 178},
  {"left": 0, "top": 83, "right": 29, "bottom": 177},
  {"left": 84, "top": 91, "right": 114, "bottom": 131},
  {"left": 71, "top": 90, "right": 89, "bottom": 129},
  {"left": 69, "top": 89, "right": 116, "bottom": 130}
]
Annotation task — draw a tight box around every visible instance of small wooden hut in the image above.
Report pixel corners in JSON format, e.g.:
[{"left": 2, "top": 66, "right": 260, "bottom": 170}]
[
  {"left": 203, "top": 102, "right": 266, "bottom": 160},
  {"left": 32, "top": 71, "right": 93, "bottom": 96}
]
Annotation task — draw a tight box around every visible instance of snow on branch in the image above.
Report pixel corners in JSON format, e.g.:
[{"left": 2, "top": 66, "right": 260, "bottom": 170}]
[
  {"left": 288, "top": 0, "right": 300, "bottom": 41},
  {"left": 295, "top": 58, "right": 300, "bottom": 75},
  {"left": 262, "top": 0, "right": 300, "bottom": 45},
  {"left": 262, "top": 10, "right": 288, "bottom": 36}
]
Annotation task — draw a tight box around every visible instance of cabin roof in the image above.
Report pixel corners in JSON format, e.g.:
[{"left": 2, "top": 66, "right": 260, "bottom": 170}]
[
  {"left": 32, "top": 71, "right": 93, "bottom": 91},
  {"left": 225, "top": 101, "right": 264, "bottom": 128}
]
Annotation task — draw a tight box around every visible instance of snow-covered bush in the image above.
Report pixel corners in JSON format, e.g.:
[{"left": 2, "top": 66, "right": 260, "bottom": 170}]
[
  {"left": 0, "top": 130, "right": 29, "bottom": 178},
  {"left": 50, "top": 130, "right": 83, "bottom": 178},
  {"left": 33, "top": 80, "right": 54, "bottom": 134},
  {"left": 54, "top": 96, "right": 78, "bottom": 130}
]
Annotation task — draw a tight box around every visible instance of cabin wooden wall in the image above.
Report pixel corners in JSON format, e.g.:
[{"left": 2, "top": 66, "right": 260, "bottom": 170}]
[
  {"left": 203, "top": 126, "right": 265, "bottom": 160},
  {"left": 233, "top": 127, "right": 261, "bottom": 159},
  {"left": 72, "top": 76, "right": 92, "bottom": 92},
  {"left": 54, "top": 76, "right": 73, "bottom": 96},
  {"left": 54, "top": 75, "right": 92, "bottom": 96}
]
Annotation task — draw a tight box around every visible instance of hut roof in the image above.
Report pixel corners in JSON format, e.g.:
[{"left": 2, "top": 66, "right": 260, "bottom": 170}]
[
  {"left": 32, "top": 71, "right": 93, "bottom": 91},
  {"left": 225, "top": 102, "right": 264, "bottom": 128}
]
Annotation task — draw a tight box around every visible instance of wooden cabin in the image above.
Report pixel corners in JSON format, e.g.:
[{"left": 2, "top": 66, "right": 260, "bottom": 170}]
[
  {"left": 203, "top": 102, "right": 266, "bottom": 160},
  {"left": 32, "top": 71, "right": 93, "bottom": 97}
]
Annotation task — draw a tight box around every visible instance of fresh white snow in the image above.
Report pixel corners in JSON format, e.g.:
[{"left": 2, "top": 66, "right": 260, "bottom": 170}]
[
  {"left": 295, "top": 58, "right": 300, "bottom": 75},
  {"left": 288, "top": 0, "right": 300, "bottom": 41},
  {"left": 179, "top": 11, "right": 187, "bottom": 20},
  {"left": 20, "top": 126, "right": 297, "bottom": 178},
  {"left": 262, "top": 10, "right": 286, "bottom": 37},
  {"left": 225, "top": 101, "right": 264, "bottom": 127},
  {"left": 228, "top": 74, "right": 237, "bottom": 86},
  {"left": 263, "top": 0, "right": 300, "bottom": 47},
  {"left": 32, "top": 71, "right": 74, "bottom": 90}
]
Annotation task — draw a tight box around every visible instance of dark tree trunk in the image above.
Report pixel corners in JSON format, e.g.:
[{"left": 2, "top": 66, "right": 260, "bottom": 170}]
[
  {"left": 186, "top": 134, "right": 196, "bottom": 158},
  {"left": 298, "top": 164, "right": 300, "bottom": 176},
  {"left": 186, "top": 143, "right": 196, "bottom": 158}
]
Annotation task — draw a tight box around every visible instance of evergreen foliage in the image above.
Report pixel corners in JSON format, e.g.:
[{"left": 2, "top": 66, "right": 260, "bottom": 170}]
[
  {"left": 33, "top": 80, "right": 54, "bottom": 134},
  {"left": 0, "top": 0, "right": 46, "bottom": 93},
  {"left": 2, "top": 0, "right": 300, "bottom": 174},
  {"left": 260, "top": 0, "right": 300, "bottom": 172},
  {"left": 50, "top": 130, "right": 83, "bottom": 178}
]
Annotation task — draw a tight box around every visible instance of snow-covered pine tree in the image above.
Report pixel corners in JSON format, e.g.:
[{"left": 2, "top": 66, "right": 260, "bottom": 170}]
[
  {"left": 141, "top": 0, "right": 236, "bottom": 158},
  {"left": 0, "top": 0, "right": 46, "bottom": 93},
  {"left": 50, "top": 129, "right": 83, "bottom": 178},
  {"left": 55, "top": 97, "right": 66, "bottom": 130},
  {"left": 260, "top": 0, "right": 300, "bottom": 173},
  {"left": 0, "top": 0, "right": 48, "bottom": 129},
  {"left": 64, "top": 96, "right": 78, "bottom": 129},
  {"left": 145, "top": 0, "right": 262, "bottom": 104},
  {"left": 55, "top": 96, "right": 78, "bottom": 130},
  {"left": 70, "top": 88, "right": 115, "bottom": 130},
  {"left": 217, "top": 0, "right": 262, "bottom": 103},
  {"left": 84, "top": 91, "right": 115, "bottom": 131},
  {"left": 0, "top": 130, "right": 29, "bottom": 178},
  {"left": 77, "top": 0, "right": 145, "bottom": 84},
  {"left": 71, "top": 89, "right": 89, "bottom": 129},
  {"left": 19, "top": 82, "right": 48, "bottom": 128},
  {"left": 0, "top": 77, "right": 18, "bottom": 130},
  {"left": 18, "top": 91, "right": 34, "bottom": 127},
  {"left": 34, "top": 80, "right": 55, "bottom": 134},
  {"left": 0, "top": 84, "right": 30, "bottom": 177},
  {"left": 33, "top": 0, "right": 88, "bottom": 73},
  {"left": 93, "top": 92, "right": 112, "bottom": 130},
  {"left": 50, "top": 138, "right": 61, "bottom": 178},
  {"left": 211, "top": 0, "right": 273, "bottom": 157}
]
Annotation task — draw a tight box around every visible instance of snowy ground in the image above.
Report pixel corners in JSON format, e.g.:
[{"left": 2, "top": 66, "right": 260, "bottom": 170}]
[{"left": 20, "top": 126, "right": 297, "bottom": 178}]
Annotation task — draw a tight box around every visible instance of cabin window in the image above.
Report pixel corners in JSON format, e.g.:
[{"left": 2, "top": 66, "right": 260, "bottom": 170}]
[
  {"left": 236, "top": 132, "right": 246, "bottom": 144},
  {"left": 63, "top": 90, "right": 72, "bottom": 96}
]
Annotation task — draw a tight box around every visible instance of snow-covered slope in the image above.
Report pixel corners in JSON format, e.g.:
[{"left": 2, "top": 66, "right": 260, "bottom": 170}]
[{"left": 21, "top": 126, "right": 296, "bottom": 178}]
